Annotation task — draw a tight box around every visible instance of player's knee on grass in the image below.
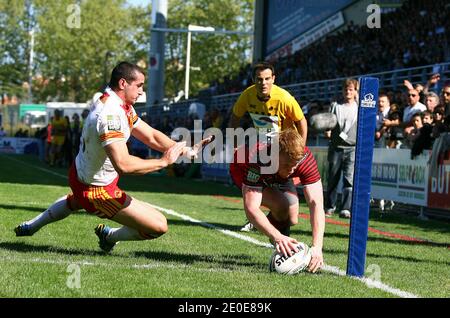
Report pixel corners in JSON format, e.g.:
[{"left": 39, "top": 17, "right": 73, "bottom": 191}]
[{"left": 141, "top": 218, "right": 168, "bottom": 239}]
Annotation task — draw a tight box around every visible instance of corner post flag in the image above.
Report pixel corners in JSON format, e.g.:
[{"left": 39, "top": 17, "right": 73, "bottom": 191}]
[{"left": 346, "top": 77, "right": 379, "bottom": 277}]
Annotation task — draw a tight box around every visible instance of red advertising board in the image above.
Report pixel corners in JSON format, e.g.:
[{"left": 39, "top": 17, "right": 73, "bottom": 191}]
[{"left": 427, "top": 150, "right": 450, "bottom": 210}]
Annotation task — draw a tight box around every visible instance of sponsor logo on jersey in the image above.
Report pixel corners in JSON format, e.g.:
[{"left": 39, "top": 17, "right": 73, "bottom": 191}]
[
  {"left": 246, "top": 168, "right": 260, "bottom": 184},
  {"left": 249, "top": 113, "right": 280, "bottom": 131},
  {"left": 107, "top": 115, "right": 121, "bottom": 131}
]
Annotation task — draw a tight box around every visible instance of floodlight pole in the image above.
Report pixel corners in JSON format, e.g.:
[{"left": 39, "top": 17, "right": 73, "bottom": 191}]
[
  {"left": 184, "top": 25, "right": 215, "bottom": 100},
  {"left": 28, "top": 28, "right": 34, "bottom": 103},
  {"left": 185, "top": 29, "right": 192, "bottom": 100},
  {"left": 151, "top": 26, "right": 252, "bottom": 100}
]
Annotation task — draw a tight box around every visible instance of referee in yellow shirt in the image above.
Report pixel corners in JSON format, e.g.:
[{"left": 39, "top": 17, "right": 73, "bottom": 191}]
[
  {"left": 228, "top": 62, "right": 308, "bottom": 232},
  {"left": 228, "top": 62, "right": 307, "bottom": 141}
]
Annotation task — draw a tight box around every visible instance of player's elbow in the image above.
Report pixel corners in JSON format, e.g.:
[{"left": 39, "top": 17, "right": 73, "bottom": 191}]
[{"left": 113, "top": 159, "right": 133, "bottom": 175}]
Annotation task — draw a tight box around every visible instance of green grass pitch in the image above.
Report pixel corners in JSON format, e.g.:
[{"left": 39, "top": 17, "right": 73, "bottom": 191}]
[{"left": 0, "top": 154, "right": 448, "bottom": 298}]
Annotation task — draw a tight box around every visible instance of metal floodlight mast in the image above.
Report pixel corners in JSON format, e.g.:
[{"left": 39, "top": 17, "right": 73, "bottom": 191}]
[{"left": 150, "top": 25, "right": 252, "bottom": 101}]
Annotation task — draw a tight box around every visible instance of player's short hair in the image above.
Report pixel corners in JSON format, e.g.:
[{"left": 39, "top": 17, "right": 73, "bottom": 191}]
[
  {"left": 278, "top": 129, "right": 305, "bottom": 161},
  {"left": 252, "top": 62, "right": 275, "bottom": 79},
  {"left": 343, "top": 78, "right": 359, "bottom": 91},
  {"left": 109, "top": 61, "right": 145, "bottom": 89}
]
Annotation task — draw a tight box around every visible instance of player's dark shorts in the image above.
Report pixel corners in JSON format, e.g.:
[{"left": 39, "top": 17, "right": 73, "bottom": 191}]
[{"left": 67, "top": 162, "right": 128, "bottom": 219}]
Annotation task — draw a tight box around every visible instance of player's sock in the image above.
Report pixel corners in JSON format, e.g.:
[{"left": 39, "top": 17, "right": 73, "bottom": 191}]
[
  {"left": 25, "top": 195, "right": 73, "bottom": 234},
  {"left": 106, "top": 226, "right": 156, "bottom": 243}
]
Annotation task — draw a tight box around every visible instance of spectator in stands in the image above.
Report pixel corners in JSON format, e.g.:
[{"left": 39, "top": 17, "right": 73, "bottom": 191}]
[
  {"left": 422, "top": 110, "right": 434, "bottom": 125},
  {"left": 426, "top": 92, "right": 440, "bottom": 113},
  {"left": 393, "top": 90, "right": 406, "bottom": 107},
  {"left": 441, "top": 84, "right": 450, "bottom": 117},
  {"left": 0, "top": 127, "right": 6, "bottom": 137},
  {"left": 14, "top": 128, "right": 24, "bottom": 137},
  {"left": 45, "top": 120, "right": 52, "bottom": 163},
  {"left": 49, "top": 109, "right": 68, "bottom": 167},
  {"left": 411, "top": 112, "right": 434, "bottom": 158},
  {"left": 207, "top": 0, "right": 448, "bottom": 96},
  {"left": 403, "top": 79, "right": 427, "bottom": 104},
  {"left": 383, "top": 104, "right": 403, "bottom": 148},
  {"left": 405, "top": 113, "right": 423, "bottom": 148},
  {"left": 63, "top": 116, "right": 73, "bottom": 168},
  {"left": 432, "top": 106, "right": 446, "bottom": 138},
  {"left": 81, "top": 108, "right": 89, "bottom": 124},
  {"left": 403, "top": 89, "right": 427, "bottom": 136},
  {"left": 324, "top": 78, "right": 359, "bottom": 219},
  {"left": 375, "top": 94, "right": 391, "bottom": 148},
  {"left": 71, "top": 113, "right": 82, "bottom": 157},
  {"left": 35, "top": 126, "right": 47, "bottom": 162},
  {"left": 422, "top": 73, "right": 441, "bottom": 96}
]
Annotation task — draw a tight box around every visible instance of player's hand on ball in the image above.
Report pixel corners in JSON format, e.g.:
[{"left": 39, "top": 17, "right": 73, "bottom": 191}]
[
  {"left": 163, "top": 141, "right": 186, "bottom": 165},
  {"left": 274, "top": 235, "right": 299, "bottom": 258},
  {"left": 307, "top": 245, "right": 324, "bottom": 273}
]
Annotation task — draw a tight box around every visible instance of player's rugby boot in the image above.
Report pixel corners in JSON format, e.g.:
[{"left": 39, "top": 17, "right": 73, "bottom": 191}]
[
  {"left": 14, "top": 223, "right": 33, "bottom": 237},
  {"left": 95, "top": 224, "right": 116, "bottom": 253}
]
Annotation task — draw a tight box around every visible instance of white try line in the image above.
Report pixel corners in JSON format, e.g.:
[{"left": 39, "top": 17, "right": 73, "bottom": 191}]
[
  {"left": 2, "top": 154, "right": 419, "bottom": 298},
  {"left": 149, "top": 204, "right": 419, "bottom": 298},
  {"left": 0, "top": 255, "right": 235, "bottom": 274}
]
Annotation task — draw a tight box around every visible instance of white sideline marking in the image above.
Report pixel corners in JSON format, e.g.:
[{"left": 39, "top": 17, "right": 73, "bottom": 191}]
[
  {"left": 150, "top": 204, "right": 419, "bottom": 298},
  {"left": 2, "top": 155, "right": 419, "bottom": 298},
  {"left": 0, "top": 255, "right": 234, "bottom": 274},
  {"left": 148, "top": 203, "right": 273, "bottom": 249}
]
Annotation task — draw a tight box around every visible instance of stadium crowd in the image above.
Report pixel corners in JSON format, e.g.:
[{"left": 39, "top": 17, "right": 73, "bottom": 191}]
[
  {"left": 207, "top": 0, "right": 449, "bottom": 95},
  {"left": 8, "top": 0, "right": 450, "bottom": 173}
]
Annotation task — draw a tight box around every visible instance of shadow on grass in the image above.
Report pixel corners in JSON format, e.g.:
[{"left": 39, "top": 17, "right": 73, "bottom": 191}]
[
  {"left": 134, "top": 249, "right": 264, "bottom": 271},
  {"left": 324, "top": 247, "right": 450, "bottom": 266},
  {"left": 0, "top": 241, "right": 104, "bottom": 257},
  {"left": 168, "top": 218, "right": 450, "bottom": 250},
  {"left": 0, "top": 204, "right": 46, "bottom": 213},
  {"left": 0, "top": 241, "right": 267, "bottom": 271}
]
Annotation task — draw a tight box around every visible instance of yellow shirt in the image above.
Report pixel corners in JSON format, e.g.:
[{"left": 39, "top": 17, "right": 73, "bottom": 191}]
[
  {"left": 232, "top": 84, "right": 304, "bottom": 132},
  {"left": 51, "top": 117, "right": 68, "bottom": 137},
  {"left": 51, "top": 117, "right": 68, "bottom": 145}
]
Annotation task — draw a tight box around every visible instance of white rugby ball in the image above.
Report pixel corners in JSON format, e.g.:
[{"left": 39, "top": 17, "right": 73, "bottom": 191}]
[{"left": 269, "top": 242, "right": 312, "bottom": 275}]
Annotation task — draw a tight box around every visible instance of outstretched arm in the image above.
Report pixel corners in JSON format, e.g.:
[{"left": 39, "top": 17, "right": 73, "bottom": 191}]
[
  {"left": 242, "top": 185, "right": 298, "bottom": 257},
  {"left": 132, "top": 120, "right": 176, "bottom": 152},
  {"left": 302, "top": 180, "right": 325, "bottom": 273},
  {"left": 132, "top": 120, "right": 213, "bottom": 159},
  {"left": 104, "top": 140, "right": 186, "bottom": 175}
]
